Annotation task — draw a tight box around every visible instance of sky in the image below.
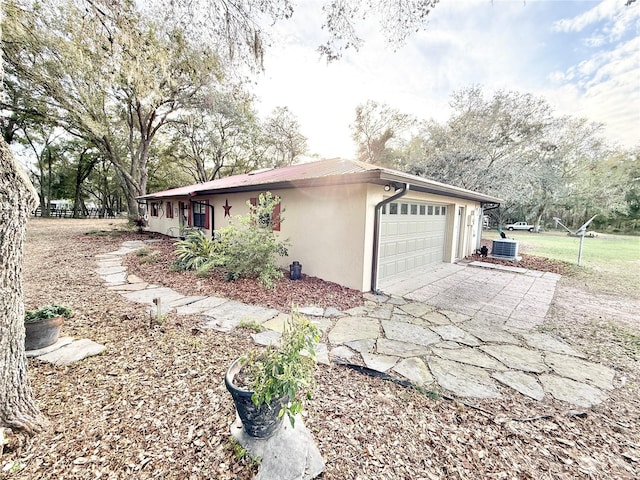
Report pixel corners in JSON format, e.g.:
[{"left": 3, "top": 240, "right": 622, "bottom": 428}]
[{"left": 252, "top": 0, "right": 640, "bottom": 159}]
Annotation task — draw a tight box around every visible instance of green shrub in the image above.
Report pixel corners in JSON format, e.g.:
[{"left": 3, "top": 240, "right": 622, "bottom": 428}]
[
  {"left": 240, "top": 310, "right": 319, "bottom": 427},
  {"left": 25, "top": 304, "right": 72, "bottom": 323},
  {"left": 173, "top": 193, "right": 289, "bottom": 287},
  {"left": 197, "top": 192, "right": 289, "bottom": 288},
  {"left": 174, "top": 229, "right": 220, "bottom": 271}
]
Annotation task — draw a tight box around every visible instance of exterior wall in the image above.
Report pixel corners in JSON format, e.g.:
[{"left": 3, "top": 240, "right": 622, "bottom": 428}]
[
  {"left": 146, "top": 200, "right": 183, "bottom": 237},
  {"left": 275, "top": 184, "right": 369, "bottom": 291}
]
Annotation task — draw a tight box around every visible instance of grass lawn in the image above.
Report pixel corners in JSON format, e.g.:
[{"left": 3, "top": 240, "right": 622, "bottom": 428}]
[{"left": 483, "top": 229, "right": 640, "bottom": 299}]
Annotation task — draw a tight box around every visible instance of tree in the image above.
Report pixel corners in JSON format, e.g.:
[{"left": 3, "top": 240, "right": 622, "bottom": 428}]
[
  {"left": 408, "top": 86, "right": 552, "bottom": 198},
  {"left": 0, "top": 138, "right": 47, "bottom": 434},
  {"left": 3, "top": 0, "right": 221, "bottom": 215},
  {"left": 167, "top": 85, "right": 263, "bottom": 183},
  {"left": 525, "top": 117, "right": 610, "bottom": 231},
  {"left": 154, "top": 0, "right": 441, "bottom": 64},
  {"left": 351, "top": 100, "right": 415, "bottom": 168},
  {"left": 262, "top": 107, "right": 308, "bottom": 168}
]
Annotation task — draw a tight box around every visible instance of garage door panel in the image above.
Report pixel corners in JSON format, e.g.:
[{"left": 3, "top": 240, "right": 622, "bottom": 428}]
[{"left": 380, "top": 201, "right": 446, "bottom": 282}]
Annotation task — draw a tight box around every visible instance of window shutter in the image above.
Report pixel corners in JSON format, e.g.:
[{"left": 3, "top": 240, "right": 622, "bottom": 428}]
[
  {"left": 204, "top": 202, "right": 210, "bottom": 229},
  {"left": 272, "top": 202, "right": 281, "bottom": 231},
  {"left": 187, "top": 202, "right": 192, "bottom": 227},
  {"left": 250, "top": 198, "right": 257, "bottom": 226}
]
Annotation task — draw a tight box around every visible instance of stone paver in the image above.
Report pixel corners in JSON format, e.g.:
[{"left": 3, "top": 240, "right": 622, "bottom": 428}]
[
  {"left": 202, "top": 301, "right": 279, "bottom": 332},
  {"left": 539, "top": 374, "right": 607, "bottom": 408},
  {"left": 361, "top": 352, "right": 398, "bottom": 372},
  {"left": 381, "top": 320, "right": 441, "bottom": 347},
  {"left": 492, "top": 371, "right": 545, "bottom": 401},
  {"left": 345, "top": 339, "right": 376, "bottom": 354},
  {"left": 231, "top": 415, "right": 324, "bottom": 480},
  {"left": 392, "top": 357, "right": 434, "bottom": 387},
  {"left": 330, "top": 346, "right": 358, "bottom": 361},
  {"left": 26, "top": 336, "right": 74, "bottom": 358},
  {"left": 36, "top": 339, "right": 106, "bottom": 366},
  {"left": 430, "top": 325, "right": 480, "bottom": 347},
  {"left": 251, "top": 330, "right": 282, "bottom": 346},
  {"left": 480, "top": 345, "right": 548, "bottom": 373},
  {"left": 376, "top": 338, "right": 432, "bottom": 358},
  {"left": 431, "top": 346, "right": 507, "bottom": 371},
  {"left": 328, "top": 317, "right": 380, "bottom": 344},
  {"left": 399, "top": 302, "right": 433, "bottom": 318},
  {"left": 428, "top": 357, "right": 502, "bottom": 398},
  {"left": 175, "top": 296, "right": 228, "bottom": 315},
  {"left": 521, "top": 332, "right": 586, "bottom": 358},
  {"left": 122, "top": 286, "right": 185, "bottom": 305},
  {"left": 544, "top": 352, "right": 615, "bottom": 391}
]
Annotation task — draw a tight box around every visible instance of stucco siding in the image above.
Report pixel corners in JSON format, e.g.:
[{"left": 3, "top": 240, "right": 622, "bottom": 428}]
[{"left": 276, "top": 184, "right": 369, "bottom": 291}]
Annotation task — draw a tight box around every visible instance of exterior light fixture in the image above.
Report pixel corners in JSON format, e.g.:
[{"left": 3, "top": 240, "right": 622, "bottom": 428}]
[{"left": 384, "top": 184, "right": 391, "bottom": 192}]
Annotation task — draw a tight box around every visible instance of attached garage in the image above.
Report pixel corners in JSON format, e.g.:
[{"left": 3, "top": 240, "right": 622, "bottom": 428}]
[{"left": 378, "top": 201, "right": 448, "bottom": 282}]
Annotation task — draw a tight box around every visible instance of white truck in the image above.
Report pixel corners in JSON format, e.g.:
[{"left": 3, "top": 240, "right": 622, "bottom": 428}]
[{"left": 505, "top": 221, "right": 535, "bottom": 232}]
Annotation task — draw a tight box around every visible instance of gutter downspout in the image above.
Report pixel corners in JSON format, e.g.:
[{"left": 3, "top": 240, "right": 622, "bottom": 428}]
[
  {"left": 478, "top": 202, "right": 501, "bottom": 251},
  {"left": 371, "top": 183, "right": 410, "bottom": 294}
]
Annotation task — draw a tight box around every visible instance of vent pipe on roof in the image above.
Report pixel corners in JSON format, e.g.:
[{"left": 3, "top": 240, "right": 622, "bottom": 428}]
[{"left": 371, "top": 183, "right": 409, "bottom": 294}]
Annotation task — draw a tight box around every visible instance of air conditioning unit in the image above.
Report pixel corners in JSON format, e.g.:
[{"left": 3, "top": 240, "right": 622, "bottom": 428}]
[{"left": 491, "top": 239, "right": 519, "bottom": 260}]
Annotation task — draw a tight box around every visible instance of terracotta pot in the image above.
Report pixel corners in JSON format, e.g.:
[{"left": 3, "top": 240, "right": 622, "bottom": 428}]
[
  {"left": 225, "top": 357, "right": 287, "bottom": 439},
  {"left": 24, "top": 316, "right": 64, "bottom": 351}
]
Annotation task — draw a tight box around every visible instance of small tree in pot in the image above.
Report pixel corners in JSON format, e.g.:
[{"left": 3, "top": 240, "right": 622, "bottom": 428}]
[
  {"left": 24, "top": 304, "right": 72, "bottom": 351},
  {"left": 225, "top": 310, "right": 319, "bottom": 438}
]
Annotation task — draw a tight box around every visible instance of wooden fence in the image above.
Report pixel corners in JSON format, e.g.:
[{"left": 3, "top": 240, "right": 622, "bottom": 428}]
[{"left": 32, "top": 207, "right": 117, "bottom": 219}]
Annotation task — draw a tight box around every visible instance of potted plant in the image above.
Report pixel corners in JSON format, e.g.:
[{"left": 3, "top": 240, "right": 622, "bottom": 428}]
[
  {"left": 24, "top": 304, "right": 72, "bottom": 351},
  {"left": 225, "top": 310, "right": 320, "bottom": 438}
]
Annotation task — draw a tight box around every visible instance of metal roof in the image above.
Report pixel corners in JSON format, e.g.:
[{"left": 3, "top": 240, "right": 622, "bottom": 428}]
[{"left": 138, "top": 158, "right": 502, "bottom": 204}]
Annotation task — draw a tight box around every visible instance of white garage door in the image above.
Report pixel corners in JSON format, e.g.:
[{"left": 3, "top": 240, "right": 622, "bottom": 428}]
[{"left": 378, "top": 201, "right": 447, "bottom": 281}]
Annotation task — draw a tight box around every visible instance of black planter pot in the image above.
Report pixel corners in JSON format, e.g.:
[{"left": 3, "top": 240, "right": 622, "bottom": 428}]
[
  {"left": 225, "top": 357, "right": 287, "bottom": 439},
  {"left": 25, "top": 316, "right": 64, "bottom": 351}
]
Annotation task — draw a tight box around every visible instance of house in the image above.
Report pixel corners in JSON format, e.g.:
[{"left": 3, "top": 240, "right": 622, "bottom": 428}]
[{"left": 138, "top": 158, "right": 501, "bottom": 293}]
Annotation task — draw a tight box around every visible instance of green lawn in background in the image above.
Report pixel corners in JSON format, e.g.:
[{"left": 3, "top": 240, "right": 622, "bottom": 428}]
[{"left": 483, "top": 229, "right": 640, "bottom": 299}]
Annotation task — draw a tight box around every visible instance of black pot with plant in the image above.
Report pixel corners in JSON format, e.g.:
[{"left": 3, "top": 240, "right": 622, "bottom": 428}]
[
  {"left": 225, "top": 310, "right": 319, "bottom": 439},
  {"left": 24, "top": 304, "right": 72, "bottom": 351}
]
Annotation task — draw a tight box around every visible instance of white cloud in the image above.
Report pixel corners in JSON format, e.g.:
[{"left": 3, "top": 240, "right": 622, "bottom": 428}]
[
  {"left": 253, "top": 0, "right": 639, "bottom": 159},
  {"left": 552, "top": 0, "right": 624, "bottom": 33}
]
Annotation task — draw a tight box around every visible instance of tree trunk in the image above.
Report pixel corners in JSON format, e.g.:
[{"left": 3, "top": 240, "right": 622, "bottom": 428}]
[{"left": 0, "top": 138, "right": 48, "bottom": 434}]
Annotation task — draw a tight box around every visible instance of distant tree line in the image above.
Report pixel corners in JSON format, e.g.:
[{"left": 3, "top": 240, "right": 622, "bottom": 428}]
[
  {"left": 1, "top": 0, "right": 308, "bottom": 218},
  {"left": 350, "top": 88, "right": 639, "bottom": 233}
]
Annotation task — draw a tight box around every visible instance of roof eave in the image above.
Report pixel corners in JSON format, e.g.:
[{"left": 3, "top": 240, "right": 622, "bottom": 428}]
[{"left": 137, "top": 169, "right": 501, "bottom": 204}]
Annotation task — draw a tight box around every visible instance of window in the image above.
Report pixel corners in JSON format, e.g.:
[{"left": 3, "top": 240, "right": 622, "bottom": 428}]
[
  {"left": 389, "top": 203, "right": 398, "bottom": 214},
  {"left": 435, "top": 206, "right": 441, "bottom": 215},
  {"left": 400, "top": 203, "right": 408, "bottom": 215},
  {"left": 419, "top": 205, "right": 426, "bottom": 215},
  {"left": 150, "top": 202, "right": 159, "bottom": 217},
  {"left": 410, "top": 204, "right": 418, "bottom": 215},
  {"left": 166, "top": 201, "right": 173, "bottom": 219},
  {"left": 193, "top": 202, "right": 209, "bottom": 228},
  {"left": 381, "top": 204, "right": 386, "bottom": 214},
  {"left": 441, "top": 206, "right": 446, "bottom": 216},
  {"left": 428, "top": 206, "right": 433, "bottom": 215}
]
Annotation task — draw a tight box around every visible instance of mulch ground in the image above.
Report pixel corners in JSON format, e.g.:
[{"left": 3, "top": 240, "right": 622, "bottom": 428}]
[{"left": 2, "top": 219, "right": 639, "bottom": 479}]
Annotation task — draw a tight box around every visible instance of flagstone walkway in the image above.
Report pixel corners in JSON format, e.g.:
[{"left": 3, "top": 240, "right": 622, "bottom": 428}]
[{"left": 94, "top": 240, "right": 616, "bottom": 409}]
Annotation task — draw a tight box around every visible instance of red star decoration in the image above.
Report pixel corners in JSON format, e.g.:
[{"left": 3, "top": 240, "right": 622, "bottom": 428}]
[{"left": 223, "top": 199, "right": 232, "bottom": 217}]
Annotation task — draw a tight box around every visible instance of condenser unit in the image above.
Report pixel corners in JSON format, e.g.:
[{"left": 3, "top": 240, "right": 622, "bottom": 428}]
[{"left": 491, "top": 239, "right": 519, "bottom": 260}]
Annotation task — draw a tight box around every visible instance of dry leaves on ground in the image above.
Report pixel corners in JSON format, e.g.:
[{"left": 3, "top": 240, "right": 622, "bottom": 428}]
[{"left": 1, "top": 219, "right": 639, "bottom": 479}]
